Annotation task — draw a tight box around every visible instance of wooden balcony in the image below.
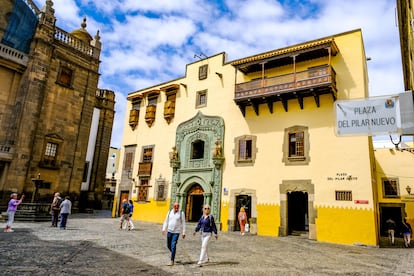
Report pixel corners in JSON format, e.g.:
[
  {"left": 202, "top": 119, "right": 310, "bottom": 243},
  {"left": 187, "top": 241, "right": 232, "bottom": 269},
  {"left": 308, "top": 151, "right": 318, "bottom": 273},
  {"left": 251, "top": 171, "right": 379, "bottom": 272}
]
[
  {"left": 234, "top": 64, "right": 337, "bottom": 116},
  {"left": 138, "top": 162, "right": 152, "bottom": 177}
]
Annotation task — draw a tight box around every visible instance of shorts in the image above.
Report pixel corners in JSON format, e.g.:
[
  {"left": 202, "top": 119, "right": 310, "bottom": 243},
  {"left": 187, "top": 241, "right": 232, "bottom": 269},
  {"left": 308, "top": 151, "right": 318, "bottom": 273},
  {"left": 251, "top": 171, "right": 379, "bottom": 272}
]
[{"left": 120, "top": 214, "right": 130, "bottom": 222}]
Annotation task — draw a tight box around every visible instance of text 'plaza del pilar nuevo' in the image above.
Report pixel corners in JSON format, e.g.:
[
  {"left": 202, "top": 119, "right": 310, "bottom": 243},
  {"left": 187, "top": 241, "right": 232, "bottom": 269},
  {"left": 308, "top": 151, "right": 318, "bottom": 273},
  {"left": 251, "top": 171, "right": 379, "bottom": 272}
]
[{"left": 2, "top": 0, "right": 414, "bottom": 249}]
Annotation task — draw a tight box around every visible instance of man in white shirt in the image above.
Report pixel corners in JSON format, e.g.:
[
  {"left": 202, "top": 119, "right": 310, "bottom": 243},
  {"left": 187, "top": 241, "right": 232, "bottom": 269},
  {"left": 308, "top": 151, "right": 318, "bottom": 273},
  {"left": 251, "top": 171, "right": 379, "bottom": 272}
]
[{"left": 162, "top": 202, "right": 186, "bottom": 266}]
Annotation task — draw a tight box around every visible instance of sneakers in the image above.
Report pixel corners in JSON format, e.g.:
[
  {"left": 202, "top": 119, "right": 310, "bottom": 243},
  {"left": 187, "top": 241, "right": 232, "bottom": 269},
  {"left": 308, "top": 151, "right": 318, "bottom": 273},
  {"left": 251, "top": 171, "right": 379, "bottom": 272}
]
[
  {"left": 197, "top": 260, "right": 208, "bottom": 267},
  {"left": 168, "top": 261, "right": 174, "bottom": 266},
  {"left": 5, "top": 229, "right": 14, "bottom": 232}
]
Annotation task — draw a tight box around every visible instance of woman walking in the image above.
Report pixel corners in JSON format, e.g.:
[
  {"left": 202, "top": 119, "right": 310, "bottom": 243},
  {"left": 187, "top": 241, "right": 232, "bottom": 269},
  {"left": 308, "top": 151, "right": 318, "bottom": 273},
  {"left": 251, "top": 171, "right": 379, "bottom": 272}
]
[
  {"left": 238, "top": 207, "right": 248, "bottom": 235},
  {"left": 193, "top": 204, "right": 218, "bottom": 266},
  {"left": 402, "top": 218, "right": 412, "bottom": 248},
  {"left": 59, "top": 196, "right": 72, "bottom": 230}
]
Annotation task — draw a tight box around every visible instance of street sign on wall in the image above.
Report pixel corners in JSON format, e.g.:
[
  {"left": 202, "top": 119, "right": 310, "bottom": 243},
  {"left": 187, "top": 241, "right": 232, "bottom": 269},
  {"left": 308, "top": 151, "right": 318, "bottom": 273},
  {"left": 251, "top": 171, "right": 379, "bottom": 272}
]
[{"left": 335, "top": 96, "right": 399, "bottom": 136}]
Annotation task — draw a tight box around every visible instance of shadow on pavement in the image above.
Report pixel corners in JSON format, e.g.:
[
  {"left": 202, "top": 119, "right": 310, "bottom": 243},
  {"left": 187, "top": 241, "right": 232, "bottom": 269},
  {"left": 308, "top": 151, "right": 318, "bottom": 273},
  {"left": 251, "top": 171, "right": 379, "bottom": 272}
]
[{"left": 0, "top": 228, "right": 170, "bottom": 276}]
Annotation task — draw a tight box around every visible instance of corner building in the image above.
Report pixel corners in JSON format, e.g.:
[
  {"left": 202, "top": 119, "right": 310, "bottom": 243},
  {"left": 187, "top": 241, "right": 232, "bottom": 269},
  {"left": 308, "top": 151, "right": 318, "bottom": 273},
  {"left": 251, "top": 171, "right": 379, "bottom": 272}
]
[
  {"left": 0, "top": 0, "right": 115, "bottom": 209},
  {"left": 119, "top": 29, "right": 379, "bottom": 246}
]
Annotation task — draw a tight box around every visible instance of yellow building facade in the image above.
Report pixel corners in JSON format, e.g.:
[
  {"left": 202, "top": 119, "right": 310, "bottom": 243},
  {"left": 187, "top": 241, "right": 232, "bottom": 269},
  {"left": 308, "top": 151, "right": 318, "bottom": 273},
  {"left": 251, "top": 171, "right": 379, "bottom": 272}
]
[
  {"left": 374, "top": 147, "right": 414, "bottom": 245},
  {"left": 117, "top": 29, "right": 380, "bottom": 246}
]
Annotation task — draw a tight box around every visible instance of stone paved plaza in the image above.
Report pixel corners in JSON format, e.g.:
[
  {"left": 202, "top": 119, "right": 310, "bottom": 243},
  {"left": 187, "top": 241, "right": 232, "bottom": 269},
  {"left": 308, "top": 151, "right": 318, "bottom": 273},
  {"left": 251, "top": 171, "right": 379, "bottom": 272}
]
[{"left": 1, "top": 211, "right": 413, "bottom": 275}]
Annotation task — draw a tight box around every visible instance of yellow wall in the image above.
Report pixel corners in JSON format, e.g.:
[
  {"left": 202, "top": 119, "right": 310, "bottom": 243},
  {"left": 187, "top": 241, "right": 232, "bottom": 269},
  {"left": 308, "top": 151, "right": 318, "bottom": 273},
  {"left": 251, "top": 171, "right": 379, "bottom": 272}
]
[
  {"left": 374, "top": 148, "right": 414, "bottom": 201},
  {"left": 316, "top": 206, "right": 377, "bottom": 246},
  {"left": 221, "top": 201, "right": 229, "bottom": 231},
  {"left": 257, "top": 203, "right": 280, "bottom": 236},
  {"left": 374, "top": 148, "right": 414, "bottom": 229},
  {"left": 131, "top": 198, "right": 170, "bottom": 223}
]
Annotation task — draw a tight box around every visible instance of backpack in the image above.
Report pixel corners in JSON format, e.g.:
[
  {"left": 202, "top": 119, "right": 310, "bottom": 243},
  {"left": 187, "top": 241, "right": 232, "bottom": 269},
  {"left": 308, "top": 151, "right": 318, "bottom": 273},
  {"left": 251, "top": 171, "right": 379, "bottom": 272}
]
[
  {"left": 123, "top": 203, "right": 130, "bottom": 214},
  {"left": 52, "top": 198, "right": 62, "bottom": 210}
]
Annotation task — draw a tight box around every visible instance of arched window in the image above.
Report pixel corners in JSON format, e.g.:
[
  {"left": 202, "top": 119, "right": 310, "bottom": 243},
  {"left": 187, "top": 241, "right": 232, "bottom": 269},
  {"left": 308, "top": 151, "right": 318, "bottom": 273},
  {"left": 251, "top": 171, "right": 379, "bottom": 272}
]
[{"left": 191, "top": 140, "right": 205, "bottom": 159}]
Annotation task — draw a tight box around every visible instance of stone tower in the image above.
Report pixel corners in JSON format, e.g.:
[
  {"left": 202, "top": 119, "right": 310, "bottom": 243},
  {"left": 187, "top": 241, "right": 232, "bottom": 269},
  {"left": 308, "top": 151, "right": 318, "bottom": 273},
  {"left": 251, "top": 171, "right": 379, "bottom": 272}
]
[{"left": 0, "top": 0, "right": 115, "bottom": 210}]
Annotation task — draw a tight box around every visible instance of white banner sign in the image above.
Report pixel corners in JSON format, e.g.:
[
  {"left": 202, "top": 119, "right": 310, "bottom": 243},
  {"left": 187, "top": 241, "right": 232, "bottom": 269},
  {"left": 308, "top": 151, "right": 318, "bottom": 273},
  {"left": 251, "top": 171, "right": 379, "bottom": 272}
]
[{"left": 335, "top": 97, "right": 398, "bottom": 136}]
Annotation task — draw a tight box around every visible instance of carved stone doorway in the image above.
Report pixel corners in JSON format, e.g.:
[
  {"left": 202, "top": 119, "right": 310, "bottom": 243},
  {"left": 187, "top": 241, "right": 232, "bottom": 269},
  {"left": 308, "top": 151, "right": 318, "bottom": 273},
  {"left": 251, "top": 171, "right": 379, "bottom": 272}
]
[
  {"left": 170, "top": 112, "right": 225, "bottom": 224},
  {"left": 185, "top": 184, "right": 204, "bottom": 222},
  {"left": 279, "top": 180, "right": 315, "bottom": 239}
]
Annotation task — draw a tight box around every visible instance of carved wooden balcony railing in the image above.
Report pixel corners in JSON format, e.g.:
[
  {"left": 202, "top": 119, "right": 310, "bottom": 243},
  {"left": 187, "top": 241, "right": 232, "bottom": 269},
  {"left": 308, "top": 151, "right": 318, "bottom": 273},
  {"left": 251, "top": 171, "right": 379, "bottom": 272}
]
[
  {"left": 145, "top": 105, "right": 157, "bottom": 127},
  {"left": 234, "top": 64, "right": 337, "bottom": 116},
  {"left": 129, "top": 109, "right": 140, "bottom": 130},
  {"left": 138, "top": 162, "right": 152, "bottom": 177}
]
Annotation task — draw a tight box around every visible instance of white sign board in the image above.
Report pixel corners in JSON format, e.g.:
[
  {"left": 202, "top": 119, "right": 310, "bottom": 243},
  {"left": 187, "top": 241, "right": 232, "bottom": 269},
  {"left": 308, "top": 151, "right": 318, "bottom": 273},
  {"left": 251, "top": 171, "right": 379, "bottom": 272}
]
[
  {"left": 399, "top": 91, "right": 414, "bottom": 135},
  {"left": 335, "top": 96, "right": 398, "bottom": 136}
]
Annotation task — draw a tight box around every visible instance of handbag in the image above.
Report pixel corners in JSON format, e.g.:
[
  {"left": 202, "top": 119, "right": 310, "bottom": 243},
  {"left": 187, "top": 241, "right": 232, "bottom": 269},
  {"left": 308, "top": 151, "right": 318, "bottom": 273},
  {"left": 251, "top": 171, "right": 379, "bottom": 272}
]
[{"left": 245, "top": 223, "right": 250, "bottom": 233}]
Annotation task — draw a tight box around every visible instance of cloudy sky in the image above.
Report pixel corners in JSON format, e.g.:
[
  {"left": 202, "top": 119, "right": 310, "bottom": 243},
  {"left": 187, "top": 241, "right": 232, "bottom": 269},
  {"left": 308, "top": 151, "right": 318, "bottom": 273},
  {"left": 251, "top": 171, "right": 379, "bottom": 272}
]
[{"left": 33, "top": 0, "right": 404, "bottom": 148}]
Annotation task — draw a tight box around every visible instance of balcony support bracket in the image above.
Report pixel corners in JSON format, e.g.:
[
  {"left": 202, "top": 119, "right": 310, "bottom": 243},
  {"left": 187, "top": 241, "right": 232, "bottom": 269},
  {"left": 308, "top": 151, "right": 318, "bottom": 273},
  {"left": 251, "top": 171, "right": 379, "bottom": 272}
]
[
  {"left": 313, "top": 93, "right": 320, "bottom": 107},
  {"left": 282, "top": 98, "right": 288, "bottom": 112},
  {"left": 252, "top": 102, "right": 259, "bottom": 116},
  {"left": 297, "top": 96, "right": 304, "bottom": 109},
  {"left": 330, "top": 89, "right": 337, "bottom": 101},
  {"left": 238, "top": 104, "right": 246, "bottom": 117},
  {"left": 266, "top": 101, "right": 273, "bottom": 114}
]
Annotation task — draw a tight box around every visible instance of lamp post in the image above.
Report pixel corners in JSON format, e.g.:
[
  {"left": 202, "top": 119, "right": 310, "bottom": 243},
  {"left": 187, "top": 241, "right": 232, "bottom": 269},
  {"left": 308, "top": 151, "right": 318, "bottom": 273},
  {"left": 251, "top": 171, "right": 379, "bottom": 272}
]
[
  {"left": 406, "top": 185, "right": 411, "bottom": 195},
  {"left": 31, "top": 173, "right": 43, "bottom": 203}
]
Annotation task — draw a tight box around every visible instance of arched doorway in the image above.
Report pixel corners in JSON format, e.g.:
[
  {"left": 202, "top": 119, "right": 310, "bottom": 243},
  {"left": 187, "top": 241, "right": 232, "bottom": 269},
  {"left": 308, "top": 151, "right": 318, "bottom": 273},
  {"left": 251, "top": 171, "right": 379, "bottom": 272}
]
[
  {"left": 288, "top": 191, "right": 308, "bottom": 235},
  {"left": 185, "top": 184, "right": 204, "bottom": 222}
]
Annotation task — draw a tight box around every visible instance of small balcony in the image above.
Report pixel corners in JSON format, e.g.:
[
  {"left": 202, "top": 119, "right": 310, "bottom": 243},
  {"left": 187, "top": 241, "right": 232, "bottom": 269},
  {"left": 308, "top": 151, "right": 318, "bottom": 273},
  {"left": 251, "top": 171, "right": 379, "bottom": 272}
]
[
  {"left": 234, "top": 64, "right": 337, "bottom": 116},
  {"left": 0, "top": 144, "right": 13, "bottom": 161},
  {"left": 0, "top": 43, "right": 28, "bottom": 70},
  {"left": 138, "top": 162, "right": 152, "bottom": 177}
]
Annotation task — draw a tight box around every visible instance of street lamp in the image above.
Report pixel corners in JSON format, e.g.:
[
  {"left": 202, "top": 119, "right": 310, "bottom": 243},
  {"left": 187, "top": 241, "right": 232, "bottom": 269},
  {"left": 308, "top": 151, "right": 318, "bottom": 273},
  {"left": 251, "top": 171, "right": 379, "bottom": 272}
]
[{"left": 406, "top": 185, "right": 411, "bottom": 195}]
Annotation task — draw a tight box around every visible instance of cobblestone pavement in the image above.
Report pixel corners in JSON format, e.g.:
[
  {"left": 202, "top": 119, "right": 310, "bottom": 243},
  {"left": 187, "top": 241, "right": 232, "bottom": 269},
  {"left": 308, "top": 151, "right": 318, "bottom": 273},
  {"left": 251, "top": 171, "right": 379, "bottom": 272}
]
[{"left": 1, "top": 211, "right": 414, "bottom": 276}]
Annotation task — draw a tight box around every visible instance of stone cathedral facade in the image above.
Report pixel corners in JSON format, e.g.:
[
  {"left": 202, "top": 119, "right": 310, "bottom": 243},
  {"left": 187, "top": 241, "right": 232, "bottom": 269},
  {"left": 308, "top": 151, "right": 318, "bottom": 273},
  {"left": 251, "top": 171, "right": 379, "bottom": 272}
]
[{"left": 0, "top": 0, "right": 114, "bottom": 210}]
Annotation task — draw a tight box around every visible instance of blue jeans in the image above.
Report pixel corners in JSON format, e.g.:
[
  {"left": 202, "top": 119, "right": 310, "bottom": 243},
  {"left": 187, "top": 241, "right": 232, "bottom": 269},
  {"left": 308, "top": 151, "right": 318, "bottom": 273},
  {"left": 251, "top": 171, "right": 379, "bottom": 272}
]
[
  {"left": 167, "top": 232, "right": 180, "bottom": 261},
  {"left": 59, "top": 213, "right": 69, "bottom": 229},
  {"left": 6, "top": 211, "right": 15, "bottom": 227}
]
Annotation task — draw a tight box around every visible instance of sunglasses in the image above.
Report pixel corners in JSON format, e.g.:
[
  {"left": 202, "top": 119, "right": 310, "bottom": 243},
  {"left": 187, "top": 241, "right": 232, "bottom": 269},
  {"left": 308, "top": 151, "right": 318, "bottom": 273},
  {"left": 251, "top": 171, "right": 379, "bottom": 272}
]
[{"left": 204, "top": 207, "right": 210, "bottom": 210}]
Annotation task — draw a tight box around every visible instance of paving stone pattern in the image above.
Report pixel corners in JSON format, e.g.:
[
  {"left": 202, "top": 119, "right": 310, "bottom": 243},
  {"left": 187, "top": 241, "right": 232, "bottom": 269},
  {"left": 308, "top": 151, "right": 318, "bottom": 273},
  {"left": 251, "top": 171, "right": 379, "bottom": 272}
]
[{"left": 1, "top": 211, "right": 413, "bottom": 275}]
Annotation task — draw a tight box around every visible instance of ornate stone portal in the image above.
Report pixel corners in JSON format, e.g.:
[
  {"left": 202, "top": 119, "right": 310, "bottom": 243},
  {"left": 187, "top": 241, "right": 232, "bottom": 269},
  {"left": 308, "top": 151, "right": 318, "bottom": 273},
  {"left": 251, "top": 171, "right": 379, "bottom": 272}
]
[{"left": 169, "top": 112, "right": 224, "bottom": 224}]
